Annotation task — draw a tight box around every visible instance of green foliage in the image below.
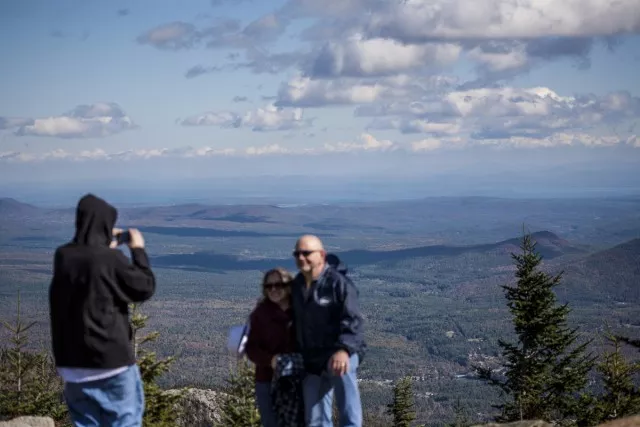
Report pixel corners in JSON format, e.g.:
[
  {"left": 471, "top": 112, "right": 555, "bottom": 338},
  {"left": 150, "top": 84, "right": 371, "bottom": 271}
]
[
  {"left": 578, "top": 334, "right": 640, "bottom": 425},
  {"left": 387, "top": 376, "right": 417, "bottom": 427},
  {"left": 363, "top": 410, "right": 392, "bottom": 427},
  {"left": 476, "top": 232, "right": 595, "bottom": 424},
  {"left": 447, "top": 397, "right": 472, "bottom": 427},
  {"left": 218, "top": 359, "right": 261, "bottom": 427},
  {"left": 0, "top": 292, "right": 67, "bottom": 422},
  {"left": 131, "top": 303, "right": 183, "bottom": 427},
  {"left": 616, "top": 335, "right": 640, "bottom": 350}
]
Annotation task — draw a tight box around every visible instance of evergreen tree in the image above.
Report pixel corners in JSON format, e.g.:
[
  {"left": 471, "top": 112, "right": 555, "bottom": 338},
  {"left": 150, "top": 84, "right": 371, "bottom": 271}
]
[
  {"left": 218, "top": 359, "right": 261, "bottom": 427},
  {"left": 130, "top": 303, "right": 183, "bottom": 427},
  {"left": 476, "top": 232, "right": 595, "bottom": 424},
  {"left": 447, "top": 397, "right": 471, "bottom": 427},
  {"left": 0, "top": 292, "right": 67, "bottom": 421},
  {"left": 387, "top": 376, "right": 417, "bottom": 427},
  {"left": 579, "top": 335, "right": 640, "bottom": 425}
]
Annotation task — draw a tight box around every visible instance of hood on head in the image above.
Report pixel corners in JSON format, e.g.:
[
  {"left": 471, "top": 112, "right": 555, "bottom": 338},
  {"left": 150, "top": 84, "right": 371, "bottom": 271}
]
[
  {"left": 326, "top": 253, "right": 348, "bottom": 275},
  {"left": 74, "top": 193, "right": 117, "bottom": 246}
]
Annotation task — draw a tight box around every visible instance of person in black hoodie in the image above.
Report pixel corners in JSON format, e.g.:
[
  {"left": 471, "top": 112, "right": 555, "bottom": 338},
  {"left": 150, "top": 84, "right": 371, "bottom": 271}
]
[{"left": 49, "top": 193, "right": 156, "bottom": 427}]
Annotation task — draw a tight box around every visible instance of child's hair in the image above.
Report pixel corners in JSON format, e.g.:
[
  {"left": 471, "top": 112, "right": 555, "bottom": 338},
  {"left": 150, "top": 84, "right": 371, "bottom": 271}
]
[{"left": 261, "top": 267, "right": 294, "bottom": 299}]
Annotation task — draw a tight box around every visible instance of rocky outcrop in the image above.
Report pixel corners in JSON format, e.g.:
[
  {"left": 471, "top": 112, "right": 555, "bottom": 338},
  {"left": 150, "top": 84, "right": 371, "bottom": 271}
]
[
  {"left": 0, "top": 417, "right": 55, "bottom": 427},
  {"left": 471, "top": 421, "right": 552, "bottom": 427},
  {"left": 598, "top": 416, "right": 640, "bottom": 427},
  {"left": 169, "top": 387, "right": 226, "bottom": 427},
  {"left": 3, "top": 408, "right": 640, "bottom": 427},
  {"left": 0, "top": 388, "right": 225, "bottom": 427},
  {"left": 471, "top": 418, "right": 640, "bottom": 427}
]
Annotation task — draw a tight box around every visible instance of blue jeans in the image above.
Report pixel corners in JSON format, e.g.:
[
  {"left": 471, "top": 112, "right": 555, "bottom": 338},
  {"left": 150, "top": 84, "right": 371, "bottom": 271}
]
[
  {"left": 255, "top": 381, "right": 277, "bottom": 427},
  {"left": 303, "top": 354, "right": 362, "bottom": 427},
  {"left": 63, "top": 365, "right": 145, "bottom": 427}
]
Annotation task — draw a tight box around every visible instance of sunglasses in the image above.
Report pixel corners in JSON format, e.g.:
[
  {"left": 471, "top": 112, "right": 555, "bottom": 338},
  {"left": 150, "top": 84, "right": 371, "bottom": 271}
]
[
  {"left": 264, "top": 283, "right": 287, "bottom": 291},
  {"left": 292, "top": 250, "right": 318, "bottom": 258}
]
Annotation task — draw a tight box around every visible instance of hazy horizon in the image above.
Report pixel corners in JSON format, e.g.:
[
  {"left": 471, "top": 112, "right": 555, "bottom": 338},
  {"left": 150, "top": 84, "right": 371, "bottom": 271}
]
[{"left": 3, "top": 171, "right": 640, "bottom": 208}]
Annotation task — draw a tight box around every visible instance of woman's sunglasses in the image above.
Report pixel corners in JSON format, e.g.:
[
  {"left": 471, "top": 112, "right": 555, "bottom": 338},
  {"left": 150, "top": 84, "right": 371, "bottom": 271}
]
[{"left": 264, "top": 282, "right": 287, "bottom": 291}]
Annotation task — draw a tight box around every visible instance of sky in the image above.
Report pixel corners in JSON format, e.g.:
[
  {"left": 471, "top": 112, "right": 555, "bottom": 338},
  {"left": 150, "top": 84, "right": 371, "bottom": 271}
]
[{"left": 0, "top": 0, "right": 639, "bottom": 199}]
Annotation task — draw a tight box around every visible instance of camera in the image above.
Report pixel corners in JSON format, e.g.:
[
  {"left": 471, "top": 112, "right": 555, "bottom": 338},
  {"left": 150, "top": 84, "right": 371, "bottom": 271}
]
[{"left": 115, "top": 231, "right": 131, "bottom": 246}]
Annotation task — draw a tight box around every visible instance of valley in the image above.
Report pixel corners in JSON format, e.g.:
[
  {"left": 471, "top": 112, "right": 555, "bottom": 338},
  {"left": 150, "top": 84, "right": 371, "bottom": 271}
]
[{"left": 1, "top": 195, "right": 639, "bottom": 424}]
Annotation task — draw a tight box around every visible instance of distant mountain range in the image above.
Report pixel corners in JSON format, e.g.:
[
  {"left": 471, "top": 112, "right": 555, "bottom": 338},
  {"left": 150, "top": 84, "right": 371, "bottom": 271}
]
[
  {"left": 150, "top": 230, "right": 585, "bottom": 273},
  {"left": 0, "top": 198, "right": 39, "bottom": 216},
  {"left": 562, "top": 238, "right": 640, "bottom": 303},
  {"left": 2, "top": 196, "right": 638, "bottom": 304}
]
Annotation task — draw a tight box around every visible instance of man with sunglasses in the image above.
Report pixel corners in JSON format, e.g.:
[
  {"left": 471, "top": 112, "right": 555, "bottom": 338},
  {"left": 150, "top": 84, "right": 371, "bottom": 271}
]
[{"left": 290, "top": 235, "right": 365, "bottom": 427}]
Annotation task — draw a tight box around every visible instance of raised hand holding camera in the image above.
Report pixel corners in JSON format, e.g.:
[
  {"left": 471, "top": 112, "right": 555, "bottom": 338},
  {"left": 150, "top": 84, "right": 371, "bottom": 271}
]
[
  {"left": 112, "top": 228, "right": 145, "bottom": 249},
  {"left": 127, "top": 228, "right": 145, "bottom": 249}
]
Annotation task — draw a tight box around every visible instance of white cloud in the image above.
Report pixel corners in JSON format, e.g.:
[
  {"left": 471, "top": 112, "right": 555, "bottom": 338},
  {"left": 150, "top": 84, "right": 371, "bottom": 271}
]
[
  {"left": 176, "top": 146, "right": 237, "bottom": 157},
  {"left": 136, "top": 22, "right": 201, "bottom": 50},
  {"left": 355, "top": 86, "right": 569, "bottom": 121},
  {"left": 242, "top": 13, "right": 288, "bottom": 41},
  {"left": 1, "top": 103, "right": 137, "bottom": 139},
  {"left": 453, "top": 88, "right": 640, "bottom": 140},
  {"left": 181, "top": 111, "right": 241, "bottom": 127},
  {"left": 0, "top": 133, "right": 403, "bottom": 163},
  {"left": 276, "top": 75, "right": 387, "bottom": 107},
  {"left": 274, "top": 0, "right": 637, "bottom": 87},
  {"left": 480, "top": 133, "right": 624, "bottom": 148},
  {"left": 0, "top": 151, "right": 21, "bottom": 160},
  {"left": 444, "top": 86, "right": 568, "bottom": 117},
  {"left": 627, "top": 135, "right": 640, "bottom": 147},
  {"left": 411, "top": 138, "right": 443, "bottom": 152},
  {"left": 467, "top": 44, "right": 529, "bottom": 72},
  {"left": 411, "top": 132, "right": 637, "bottom": 150},
  {"left": 180, "top": 104, "right": 312, "bottom": 131},
  {"left": 310, "top": 34, "right": 461, "bottom": 77},
  {"left": 1, "top": 148, "right": 111, "bottom": 162},
  {"left": 245, "top": 144, "right": 292, "bottom": 155},
  {"left": 361, "top": 86, "right": 638, "bottom": 123},
  {"left": 1, "top": 129, "right": 638, "bottom": 164},
  {"left": 368, "top": 118, "right": 462, "bottom": 135},
  {"left": 275, "top": 74, "right": 457, "bottom": 107},
  {"left": 241, "top": 104, "right": 310, "bottom": 131},
  {"left": 139, "top": 14, "right": 289, "bottom": 55},
  {"left": 322, "top": 133, "right": 398, "bottom": 152},
  {"left": 354, "top": 85, "right": 640, "bottom": 143},
  {"left": 364, "top": 0, "right": 640, "bottom": 42}
]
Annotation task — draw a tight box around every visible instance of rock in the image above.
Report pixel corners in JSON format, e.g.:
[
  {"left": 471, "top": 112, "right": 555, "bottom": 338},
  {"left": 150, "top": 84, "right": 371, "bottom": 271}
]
[
  {"left": 470, "top": 421, "right": 552, "bottom": 427},
  {"left": 168, "top": 388, "right": 226, "bottom": 427},
  {"left": 470, "top": 417, "right": 640, "bottom": 427},
  {"left": 598, "top": 416, "right": 640, "bottom": 427},
  {"left": 0, "top": 417, "right": 55, "bottom": 427}
]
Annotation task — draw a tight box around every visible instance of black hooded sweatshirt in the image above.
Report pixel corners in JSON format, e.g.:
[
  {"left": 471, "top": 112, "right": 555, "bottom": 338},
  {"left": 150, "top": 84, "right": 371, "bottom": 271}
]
[{"left": 49, "top": 194, "right": 156, "bottom": 369}]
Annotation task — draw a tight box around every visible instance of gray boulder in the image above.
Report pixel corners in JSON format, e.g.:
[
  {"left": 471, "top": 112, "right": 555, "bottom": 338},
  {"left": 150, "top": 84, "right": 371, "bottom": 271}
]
[
  {"left": 0, "top": 417, "right": 55, "bottom": 427},
  {"left": 471, "top": 422, "right": 553, "bottom": 427},
  {"left": 169, "top": 388, "right": 226, "bottom": 427}
]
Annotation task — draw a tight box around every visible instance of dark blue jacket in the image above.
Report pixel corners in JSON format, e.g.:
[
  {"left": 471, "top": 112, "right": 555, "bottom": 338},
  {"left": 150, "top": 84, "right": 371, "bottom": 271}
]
[{"left": 291, "top": 256, "right": 365, "bottom": 374}]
